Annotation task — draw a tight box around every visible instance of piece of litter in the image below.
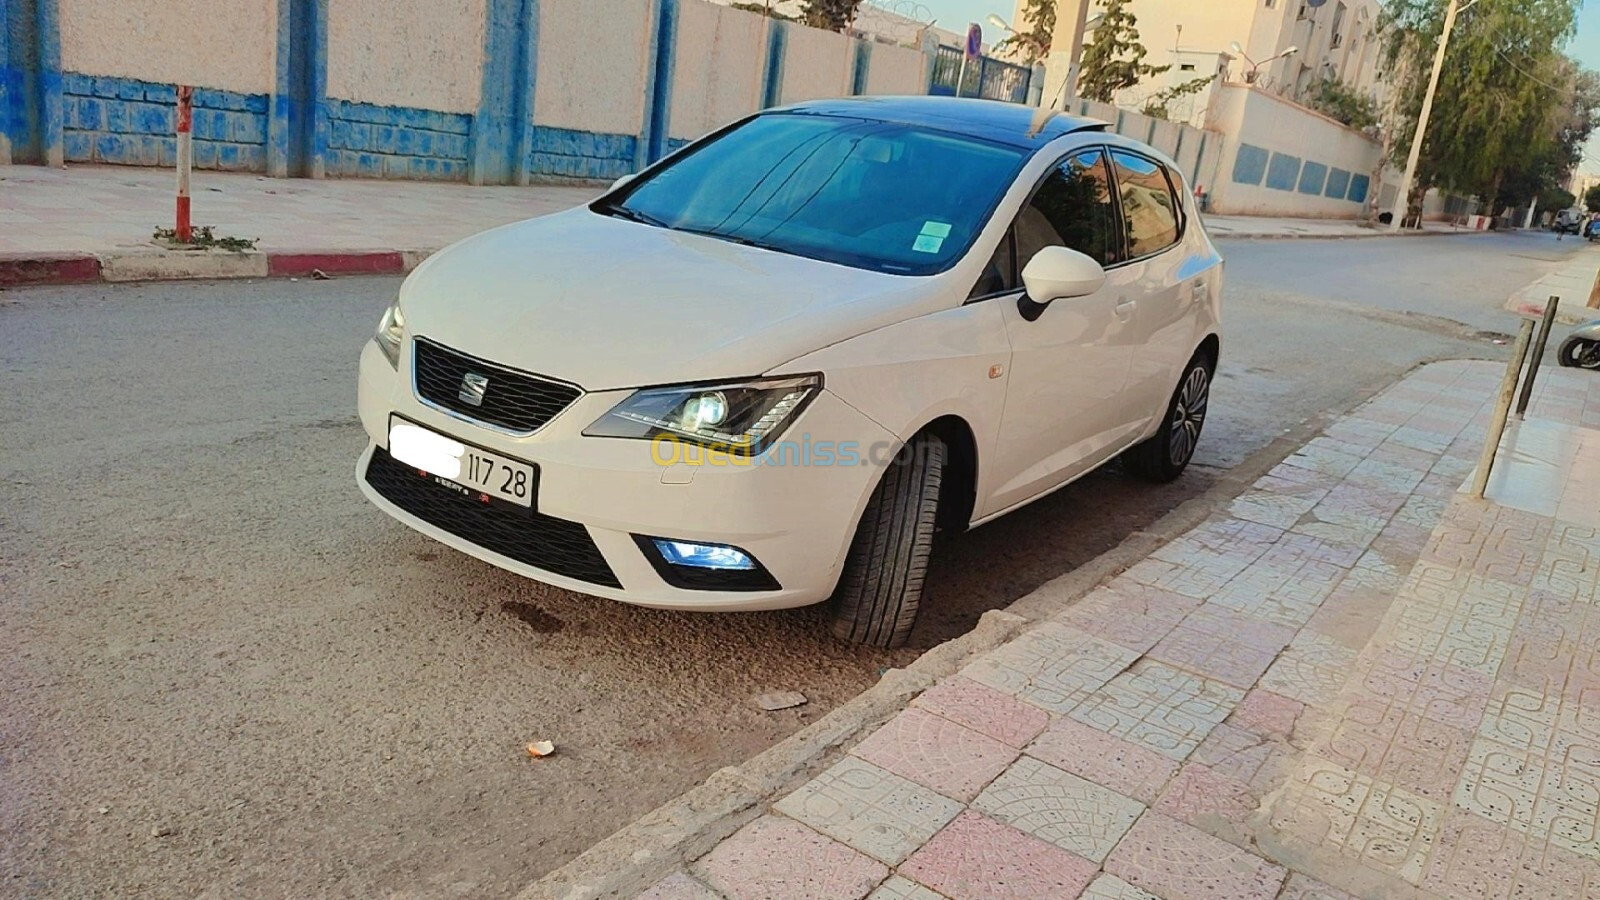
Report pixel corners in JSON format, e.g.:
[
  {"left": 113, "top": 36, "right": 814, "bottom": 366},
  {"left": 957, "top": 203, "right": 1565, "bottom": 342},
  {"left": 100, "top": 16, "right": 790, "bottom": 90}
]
[
  {"left": 310, "top": 268, "right": 331, "bottom": 280},
  {"left": 526, "top": 740, "right": 555, "bottom": 758},
  {"left": 756, "top": 691, "right": 807, "bottom": 711},
  {"left": 97, "top": 806, "right": 110, "bottom": 815},
  {"left": 150, "top": 825, "right": 173, "bottom": 837}
]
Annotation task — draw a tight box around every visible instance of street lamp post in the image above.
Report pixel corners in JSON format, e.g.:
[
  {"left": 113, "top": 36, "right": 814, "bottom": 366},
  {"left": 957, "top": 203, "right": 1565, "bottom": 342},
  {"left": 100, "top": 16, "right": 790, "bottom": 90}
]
[
  {"left": 1228, "top": 42, "right": 1300, "bottom": 83},
  {"left": 1389, "top": 0, "right": 1481, "bottom": 232}
]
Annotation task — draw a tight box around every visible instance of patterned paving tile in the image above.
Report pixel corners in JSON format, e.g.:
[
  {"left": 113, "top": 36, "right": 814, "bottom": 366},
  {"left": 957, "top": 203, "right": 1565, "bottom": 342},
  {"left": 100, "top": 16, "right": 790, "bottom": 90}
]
[
  {"left": 1025, "top": 717, "right": 1180, "bottom": 805},
  {"left": 911, "top": 676, "right": 1049, "bottom": 749},
  {"left": 851, "top": 709, "right": 1018, "bottom": 802},
  {"left": 1205, "top": 549, "right": 1349, "bottom": 629},
  {"left": 1079, "top": 872, "right": 1161, "bottom": 900},
  {"left": 775, "top": 756, "right": 963, "bottom": 865},
  {"left": 1303, "top": 563, "right": 1403, "bottom": 650},
  {"left": 1282, "top": 439, "right": 1366, "bottom": 480},
  {"left": 865, "top": 875, "right": 945, "bottom": 900},
  {"left": 1531, "top": 521, "right": 1600, "bottom": 605},
  {"left": 1069, "top": 660, "right": 1244, "bottom": 761},
  {"left": 1317, "top": 694, "right": 1476, "bottom": 801},
  {"left": 899, "top": 811, "right": 1099, "bottom": 900},
  {"left": 1276, "top": 872, "right": 1358, "bottom": 900},
  {"left": 1421, "top": 500, "right": 1553, "bottom": 586},
  {"left": 1149, "top": 606, "right": 1295, "bottom": 689},
  {"left": 1155, "top": 762, "right": 1261, "bottom": 832},
  {"left": 972, "top": 755, "right": 1144, "bottom": 862},
  {"left": 1105, "top": 810, "right": 1287, "bottom": 900},
  {"left": 1423, "top": 808, "right": 1600, "bottom": 899},
  {"left": 1055, "top": 580, "right": 1199, "bottom": 654},
  {"left": 695, "top": 815, "right": 887, "bottom": 900},
  {"left": 1453, "top": 724, "right": 1600, "bottom": 857},
  {"left": 1229, "top": 688, "right": 1305, "bottom": 742},
  {"left": 1387, "top": 562, "right": 1527, "bottom": 675},
  {"left": 636, "top": 872, "right": 722, "bottom": 900},
  {"left": 1258, "top": 633, "right": 1358, "bottom": 706},
  {"left": 1229, "top": 487, "right": 1323, "bottom": 531},
  {"left": 1268, "top": 755, "right": 1443, "bottom": 884},
  {"left": 960, "top": 622, "right": 1139, "bottom": 714}
]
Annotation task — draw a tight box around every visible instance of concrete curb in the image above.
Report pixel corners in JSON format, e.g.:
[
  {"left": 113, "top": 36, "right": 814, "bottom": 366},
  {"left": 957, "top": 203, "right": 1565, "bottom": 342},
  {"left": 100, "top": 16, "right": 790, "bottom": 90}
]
[
  {"left": 1505, "top": 252, "right": 1600, "bottom": 325},
  {"left": 1208, "top": 227, "right": 1489, "bottom": 241},
  {"left": 0, "top": 247, "right": 438, "bottom": 287},
  {"left": 513, "top": 376, "right": 1399, "bottom": 900}
]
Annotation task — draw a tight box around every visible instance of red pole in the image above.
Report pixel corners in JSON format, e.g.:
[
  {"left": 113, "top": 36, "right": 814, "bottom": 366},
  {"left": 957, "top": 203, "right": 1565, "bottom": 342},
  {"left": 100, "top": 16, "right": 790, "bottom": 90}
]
[{"left": 175, "top": 85, "right": 193, "bottom": 243}]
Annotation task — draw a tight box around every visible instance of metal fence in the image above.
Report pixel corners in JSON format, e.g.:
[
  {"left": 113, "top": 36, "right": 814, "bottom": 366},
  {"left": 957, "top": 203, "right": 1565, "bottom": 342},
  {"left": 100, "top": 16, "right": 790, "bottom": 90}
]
[{"left": 929, "top": 46, "right": 1033, "bottom": 104}]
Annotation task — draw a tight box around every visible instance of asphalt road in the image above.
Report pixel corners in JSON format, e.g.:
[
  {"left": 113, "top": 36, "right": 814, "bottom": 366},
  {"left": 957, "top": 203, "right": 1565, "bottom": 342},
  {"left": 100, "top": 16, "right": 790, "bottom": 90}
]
[{"left": 1, "top": 229, "right": 1591, "bottom": 898}]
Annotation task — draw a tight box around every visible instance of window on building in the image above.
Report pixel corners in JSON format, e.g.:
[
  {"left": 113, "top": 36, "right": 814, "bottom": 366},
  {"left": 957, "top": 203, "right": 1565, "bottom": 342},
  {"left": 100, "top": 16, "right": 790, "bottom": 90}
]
[{"left": 1180, "top": 63, "right": 1197, "bottom": 71}]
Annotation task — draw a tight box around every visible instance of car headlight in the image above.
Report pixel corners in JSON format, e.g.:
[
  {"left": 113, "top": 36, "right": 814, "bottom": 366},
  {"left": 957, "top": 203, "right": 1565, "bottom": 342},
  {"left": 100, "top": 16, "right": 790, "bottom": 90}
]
[
  {"left": 583, "top": 375, "right": 821, "bottom": 455},
  {"left": 375, "top": 298, "right": 406, "bottom": 368}
]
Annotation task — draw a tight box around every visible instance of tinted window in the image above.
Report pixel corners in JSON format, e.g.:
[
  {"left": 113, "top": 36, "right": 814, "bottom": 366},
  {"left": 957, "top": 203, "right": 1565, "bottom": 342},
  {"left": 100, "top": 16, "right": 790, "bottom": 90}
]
[
  {"left": 599, "top": 113, "right": 1027, "bottom": 276},
  {"left": 1014, "top": 149, "right": 1121, "bottom": 272},
  {"left": 1111, "top": 151, "right": 1181, "bottom": 257}
]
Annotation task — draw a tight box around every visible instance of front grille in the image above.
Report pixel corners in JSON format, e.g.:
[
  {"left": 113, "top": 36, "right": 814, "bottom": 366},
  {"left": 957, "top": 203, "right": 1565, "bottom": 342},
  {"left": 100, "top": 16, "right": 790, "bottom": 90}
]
[
  {"left": 366, "top": 447, "right": 620, "bottom": 588},
  {"left": 413, "top": 338, "right": 582, "bottom": 433}
]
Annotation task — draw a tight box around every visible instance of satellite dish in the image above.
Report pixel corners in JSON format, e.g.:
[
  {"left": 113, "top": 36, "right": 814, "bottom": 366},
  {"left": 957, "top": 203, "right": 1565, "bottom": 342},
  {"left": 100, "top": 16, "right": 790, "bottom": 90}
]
[{"left": 1307, "top": 0, "right": 1329, "bottom": 6}]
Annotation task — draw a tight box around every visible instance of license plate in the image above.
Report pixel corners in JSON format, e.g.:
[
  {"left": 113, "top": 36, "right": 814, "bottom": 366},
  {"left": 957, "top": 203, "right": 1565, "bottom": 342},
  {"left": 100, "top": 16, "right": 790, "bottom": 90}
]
[{"left": 388, "top": 419, "right": 535, "bottom": 508}]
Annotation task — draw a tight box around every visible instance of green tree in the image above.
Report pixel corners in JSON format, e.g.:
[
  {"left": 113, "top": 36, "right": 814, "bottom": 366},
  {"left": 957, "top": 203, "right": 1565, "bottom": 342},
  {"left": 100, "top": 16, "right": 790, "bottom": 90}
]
[
  {"left": 1306, "top": 78, "right": 1379, "bottom": 131},
  {"left": 731, "top": 2, "right": 794, "bottom": 20},
  {"left": 1586, "top": 184, "right": 1600, "bottom": 213},
  {"left": 1078, "top": 0, "right": 1168, "bottom": 103},
  {"left": 1540, "top": 187, "right": 1576, "bottom": 211},
  {"left": 997, "top": 0, "right": 1055, "bottom": 64},
  {"left": 1141, "top": 75, "right": 1214, "bottom": 121},
  {"left": 1380, "top": 0, "right": 1582, "bottom": 224},
  {"left": 802, "top": 0, "right": 862, "bottom": 32}
]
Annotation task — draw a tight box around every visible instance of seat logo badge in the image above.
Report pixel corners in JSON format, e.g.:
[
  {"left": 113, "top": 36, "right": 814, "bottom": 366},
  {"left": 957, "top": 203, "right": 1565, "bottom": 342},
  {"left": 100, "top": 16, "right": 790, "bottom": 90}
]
[{"left": 459, "top": 372, "right": 489, "bottom": 406}]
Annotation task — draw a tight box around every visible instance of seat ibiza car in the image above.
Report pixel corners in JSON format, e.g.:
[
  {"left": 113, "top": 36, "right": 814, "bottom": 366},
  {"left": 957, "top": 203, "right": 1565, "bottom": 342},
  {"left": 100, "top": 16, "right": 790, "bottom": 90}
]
[{"left": 356, "top": 96, "right": 1222, "bottom": 647}]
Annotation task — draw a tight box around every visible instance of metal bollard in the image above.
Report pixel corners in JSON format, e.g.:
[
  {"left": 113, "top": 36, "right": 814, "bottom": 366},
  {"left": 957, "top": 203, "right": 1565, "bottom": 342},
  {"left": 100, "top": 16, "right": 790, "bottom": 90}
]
[
  {"left": 1515, "top": 296, "right": 1560, "bottom": 418},
  {"left": 1472, "top": 318, "right": 1534, "bottom": 498},
  {"left": 175, "top": 85, "right": 193, "bottom": 243}
]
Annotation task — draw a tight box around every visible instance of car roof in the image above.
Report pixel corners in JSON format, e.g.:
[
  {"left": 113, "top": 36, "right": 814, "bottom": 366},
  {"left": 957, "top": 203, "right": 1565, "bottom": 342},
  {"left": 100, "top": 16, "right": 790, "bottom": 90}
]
[{"left": 773, "top": 96, "right": 1108, "bottom": 151}]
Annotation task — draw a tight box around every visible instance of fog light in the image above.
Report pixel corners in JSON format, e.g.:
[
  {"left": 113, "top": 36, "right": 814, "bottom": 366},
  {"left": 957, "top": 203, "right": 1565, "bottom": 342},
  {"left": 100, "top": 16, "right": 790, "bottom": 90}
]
[{"left": 653, "top": 539, "right": 756, "bottom": 570}]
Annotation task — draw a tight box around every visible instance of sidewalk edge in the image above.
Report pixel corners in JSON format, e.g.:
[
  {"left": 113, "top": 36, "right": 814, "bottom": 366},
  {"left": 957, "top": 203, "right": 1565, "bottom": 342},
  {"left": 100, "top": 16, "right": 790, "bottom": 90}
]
[{"left": 0, "top": 248, "right": 439, "bottom": 287}]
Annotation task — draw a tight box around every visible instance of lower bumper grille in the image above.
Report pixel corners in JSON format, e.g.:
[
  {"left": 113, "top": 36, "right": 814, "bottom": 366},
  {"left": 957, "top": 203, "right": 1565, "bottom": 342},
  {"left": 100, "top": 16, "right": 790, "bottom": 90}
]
[{"left": 365, "top": 447, "right": 621, "bottom": 588}]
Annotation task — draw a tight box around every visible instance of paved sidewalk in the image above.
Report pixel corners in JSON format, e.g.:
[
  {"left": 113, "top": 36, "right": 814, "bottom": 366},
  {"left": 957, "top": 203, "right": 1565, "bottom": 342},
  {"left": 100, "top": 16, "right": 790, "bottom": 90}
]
[
  {"left": 620, "top": 361, "right": 1600, "bottom": 900},
  {"left": 1506, "top": 248, "right": 1600, "bottom": 325},
  {"left": 1202, "top": 214, "right": 1481, "bottom": 240}
]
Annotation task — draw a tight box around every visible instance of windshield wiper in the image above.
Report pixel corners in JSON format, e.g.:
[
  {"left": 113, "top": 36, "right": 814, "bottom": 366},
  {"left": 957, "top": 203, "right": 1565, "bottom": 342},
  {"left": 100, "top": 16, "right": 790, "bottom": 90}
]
[
  {"left": 676, "top": 226, "right": 791, "bottom": 256},
  {"left": 598, "top": 204, "right": 670, "bottom": 228}
]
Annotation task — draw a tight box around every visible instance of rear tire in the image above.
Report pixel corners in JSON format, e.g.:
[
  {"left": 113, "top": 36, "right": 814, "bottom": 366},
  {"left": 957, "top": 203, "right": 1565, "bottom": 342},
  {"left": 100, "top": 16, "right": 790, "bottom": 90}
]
[
  {"left": 1558, "top": 336, "right": 1600, "bottom": 369},
  {"left": 1123, "top": 352, "right": 1213, "bottom": 483},
  {"left": 829, "top": 434, "right": 945, "bottom": 648}
]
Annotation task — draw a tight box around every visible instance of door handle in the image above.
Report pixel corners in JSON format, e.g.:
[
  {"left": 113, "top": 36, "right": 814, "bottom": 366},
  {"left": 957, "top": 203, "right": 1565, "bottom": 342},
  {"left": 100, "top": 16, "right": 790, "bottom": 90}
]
[
  {"left": 1187, "top": 279, "right": 1206, "bottom": 304},
  {"left": 1114, "top": 297, "right": 1136, "bottom": 321}
]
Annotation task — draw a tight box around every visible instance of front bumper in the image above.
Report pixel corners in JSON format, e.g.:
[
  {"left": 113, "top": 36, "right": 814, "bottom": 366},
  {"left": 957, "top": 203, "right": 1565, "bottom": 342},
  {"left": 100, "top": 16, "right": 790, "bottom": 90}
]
[{"left": 355, "top": 338, "right": 897, "bottom": 611}]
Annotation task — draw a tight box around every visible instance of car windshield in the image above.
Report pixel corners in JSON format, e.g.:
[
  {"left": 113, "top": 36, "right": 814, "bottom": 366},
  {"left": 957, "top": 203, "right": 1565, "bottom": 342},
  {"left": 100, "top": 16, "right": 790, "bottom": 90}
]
[{"left": 596, "top": 112, "right": 1028, "bottom": 275}]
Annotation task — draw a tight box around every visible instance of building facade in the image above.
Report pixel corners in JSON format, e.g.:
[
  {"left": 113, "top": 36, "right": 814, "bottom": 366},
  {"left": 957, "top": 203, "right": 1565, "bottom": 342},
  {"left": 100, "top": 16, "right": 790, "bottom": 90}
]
[{"left": 1025, "top": 0, "right": 1385, "bottom": 127}]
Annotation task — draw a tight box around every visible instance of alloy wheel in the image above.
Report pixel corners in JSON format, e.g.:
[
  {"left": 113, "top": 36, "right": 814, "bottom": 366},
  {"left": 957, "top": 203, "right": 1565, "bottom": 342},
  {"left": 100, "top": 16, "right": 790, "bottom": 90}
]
[{"left": 1168, "top": 365, "right": 1209, "bottom": 466}]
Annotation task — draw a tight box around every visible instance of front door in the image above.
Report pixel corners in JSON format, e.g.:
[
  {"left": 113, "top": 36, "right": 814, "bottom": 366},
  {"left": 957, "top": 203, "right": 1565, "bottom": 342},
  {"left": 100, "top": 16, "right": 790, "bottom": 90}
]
[{"left": 982, "top": 147, "right": 1139, "bottom": 517}]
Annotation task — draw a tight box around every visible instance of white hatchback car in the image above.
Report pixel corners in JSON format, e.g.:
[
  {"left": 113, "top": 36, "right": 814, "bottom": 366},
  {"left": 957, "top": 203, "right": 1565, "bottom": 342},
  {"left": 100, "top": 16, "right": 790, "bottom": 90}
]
[{"left": 357, "top": 97, "right": 1222, "bottom": 647}]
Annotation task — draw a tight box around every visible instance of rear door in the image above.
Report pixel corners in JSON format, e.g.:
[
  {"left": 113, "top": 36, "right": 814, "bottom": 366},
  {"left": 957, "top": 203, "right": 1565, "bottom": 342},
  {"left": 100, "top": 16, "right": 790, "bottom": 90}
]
[
  {"left": 980, "top": 146, "right": 1141, "bottom": 517},
  {"left": 1106, "top": 149, "right": 1194, "bottom": 431}
]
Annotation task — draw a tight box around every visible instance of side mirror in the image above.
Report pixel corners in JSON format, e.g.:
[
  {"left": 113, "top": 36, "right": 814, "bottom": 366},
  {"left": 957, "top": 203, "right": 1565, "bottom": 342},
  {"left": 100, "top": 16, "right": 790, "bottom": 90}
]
[
  {"left": 609, "top": 173, "right": 636, "bottom": 192},
  {"left": 1018, "top": 246, "right": 1107, "bottom": 321}
]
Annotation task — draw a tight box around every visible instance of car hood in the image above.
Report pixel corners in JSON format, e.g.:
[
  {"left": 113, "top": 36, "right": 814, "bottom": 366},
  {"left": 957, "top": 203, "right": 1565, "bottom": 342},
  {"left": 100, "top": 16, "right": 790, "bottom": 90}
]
[{"left": 399, "top": 208, "right": 940, "bottom": 390}]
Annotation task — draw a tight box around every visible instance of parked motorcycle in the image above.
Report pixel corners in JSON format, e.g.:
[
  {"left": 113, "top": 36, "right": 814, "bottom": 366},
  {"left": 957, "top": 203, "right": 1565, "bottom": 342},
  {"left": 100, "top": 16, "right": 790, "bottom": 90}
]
[{"left": 1559, "top": 320, "right": 1600, "bottom": 369}]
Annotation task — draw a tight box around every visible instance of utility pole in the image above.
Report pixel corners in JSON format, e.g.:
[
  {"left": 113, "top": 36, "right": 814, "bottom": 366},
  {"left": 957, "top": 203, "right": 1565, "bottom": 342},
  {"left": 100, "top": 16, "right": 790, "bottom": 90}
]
[
  {"left": 1390, "top": 0, "right": 1473, "bottom": 232},
  {"left": 1049, "top": 0, "right": 1094, "bottom": 109}
]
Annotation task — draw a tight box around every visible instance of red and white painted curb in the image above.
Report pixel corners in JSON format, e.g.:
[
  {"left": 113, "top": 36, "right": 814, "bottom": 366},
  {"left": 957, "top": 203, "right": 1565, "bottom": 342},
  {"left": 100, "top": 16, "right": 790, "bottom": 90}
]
[{"left": 0, "top": 248, "right": 436, "bottom": 287}]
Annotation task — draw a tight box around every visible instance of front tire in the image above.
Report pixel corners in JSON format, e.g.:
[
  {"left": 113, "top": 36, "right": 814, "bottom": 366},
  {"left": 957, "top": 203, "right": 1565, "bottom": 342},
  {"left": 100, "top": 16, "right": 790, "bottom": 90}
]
[
  {"left": 829, "top": 434, "right": 945, "bottom": 648},
  {"left": 1123, "top": 353, "right": 1212, "bottom": 483}
]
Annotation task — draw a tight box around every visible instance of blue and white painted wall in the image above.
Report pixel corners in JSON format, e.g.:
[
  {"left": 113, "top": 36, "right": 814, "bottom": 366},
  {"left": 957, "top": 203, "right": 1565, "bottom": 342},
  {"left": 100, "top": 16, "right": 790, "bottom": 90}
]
[
  {"left": 2, "top": 0, "right": 932, "bottom": 183},
  {"left": 1204, "top": 84, "right": 1381, "bottom": 219}
]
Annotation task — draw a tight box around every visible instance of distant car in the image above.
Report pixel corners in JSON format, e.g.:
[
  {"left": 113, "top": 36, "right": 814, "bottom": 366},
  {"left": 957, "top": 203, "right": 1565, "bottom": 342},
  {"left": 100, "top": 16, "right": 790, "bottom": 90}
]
[
  {"left": 355, "top": 97, "right": 1224, "bottom": 647},
  {"left": 1554, "top": 209, "right": 1585, "bottom": 234}
]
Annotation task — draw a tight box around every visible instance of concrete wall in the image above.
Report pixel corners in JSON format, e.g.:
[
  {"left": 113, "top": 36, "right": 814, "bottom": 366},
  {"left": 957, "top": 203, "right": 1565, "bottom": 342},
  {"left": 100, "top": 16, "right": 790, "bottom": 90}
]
[
  {"left": 4, "top": 0, "right": 940, "bottom": 180},
  {"left": 668, "top": 0, "right": 766, "bottom": 143},
  {"left": 325, "top": 0, "right": 484, "bottom": 113},
  {"left": 57, "top": 0, "right": 275, "bottom": 94},
  {"left": 1204, "top": 84, "right": 1379, "bottom": 218},
  {"left": 778, "top": 22, "right": 854, "bottom": 104},
  {"left": 862, "top": 42, "right": 928, "bottom": 96}
]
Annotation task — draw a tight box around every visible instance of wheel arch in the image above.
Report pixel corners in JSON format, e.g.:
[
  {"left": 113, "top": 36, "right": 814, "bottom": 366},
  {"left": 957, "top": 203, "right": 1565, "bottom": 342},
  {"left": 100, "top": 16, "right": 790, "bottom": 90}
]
[
  {"left": 1196, "top": 332, "right": 1221, "bottom": 370},
  {"left": 913, "top": 414, "right": 979, "bottom": 533}
]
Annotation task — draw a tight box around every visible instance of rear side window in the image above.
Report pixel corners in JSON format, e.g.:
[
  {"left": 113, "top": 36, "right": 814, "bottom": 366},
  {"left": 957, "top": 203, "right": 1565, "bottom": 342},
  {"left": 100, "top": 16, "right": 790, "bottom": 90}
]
[{"left": 1110, "top": 151, "right": 1181, "bottom": 258}]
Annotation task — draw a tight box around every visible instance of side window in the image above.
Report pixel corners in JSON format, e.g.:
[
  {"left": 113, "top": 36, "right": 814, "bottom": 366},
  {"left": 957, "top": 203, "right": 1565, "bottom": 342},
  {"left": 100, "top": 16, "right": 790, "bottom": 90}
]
[
  {"left": 1015, "top": 149, "right": 1121, "bottom": 271},
  {"left": 969, "top": 228, "right": 1016, "bottom": 298},
  {"left": 1110, "top": 151, "right": 1181, "bottom": 258}
]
